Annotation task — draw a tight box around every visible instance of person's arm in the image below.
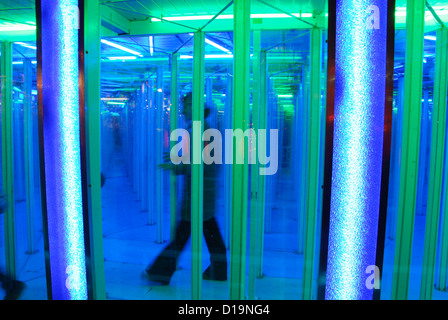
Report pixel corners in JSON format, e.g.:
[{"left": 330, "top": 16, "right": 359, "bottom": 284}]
[{"left": 158, "top": 162, "right": 191, "bottom": 175}]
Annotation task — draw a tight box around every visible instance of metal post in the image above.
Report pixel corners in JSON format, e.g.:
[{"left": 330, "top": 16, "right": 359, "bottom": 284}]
[
  {"left": 387, "top": 76, "right": 404, "bottom": 240},
  {"left": 421, "top": 27, "right": 448, "bottom": 298},
  {"left": 438, "top": 118, "right": 448, "bottom": 291},
  {"left": 298, "top": 65, "right": 309, "bottom": 254},
  {"left": 230, "top": 0, "right": 250, "bottom": 300},
  {"left": 206, "top": 77, "right": 214, "bottom": 128},
  {"left": 391, "top": 0, "right": 425, "bottom": 300},
  {"left": 148, "top": 79, "right": 156, "bottom": 225},
  {"left": 192, "top": 31, "right": 205, "bottom": 300},
  {"left": 156, "top": 66, "right": 164, "bottom": 244},
  {"left": 1, "top": 41, "right": 16, "bottom": 281},
  {"left": 224, "top": 68, "right": 233, "bottom": 249},
  {"left": 256, "top": 50, "right": 267, "bottom": 279},
  {"left": 170, "top": 53, "right": 179, "bottom": 244},
  {"left": 24, "top": 59, "right": 36, "bottom": 255},
  {"left": 416, "top": 90, "right": 429, "bottom": 215},
  {"left": 140, "top": 84, "right": 148, "bottom": 212},
  {"left": 302, "top": 27, "right": 322, "bottom": 300},
  {"left": 264, "top": 78, "right": 273, "bottom": 234},
  {"left": 83, "top": 0, "right": 106, "bottom": 300},
  {"left": 248, "top": 29, "right": 261, "bottom": 300}
]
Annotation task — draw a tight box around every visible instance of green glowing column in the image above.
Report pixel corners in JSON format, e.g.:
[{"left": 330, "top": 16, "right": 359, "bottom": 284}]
[
  {"left": 230, "top": 0, "right": 250, "bottom": 300},
  {"left": 1, "top": 41, "right": 16, "bottom": 281},
  {"left": 391, "top": 0, "right": 425, "bottom": 300},
  {"left": 426, "top": 27, "right": 448, "bottom": 294},
  {"left": 302, "top": 27, "right": 322, "bottom": 300},
  {"left": 84, "top": 0, "right": 106, "bottom": 299},
  {"left": 24, "top": 58, "right": 36, "bottom": 255},
  {"left": 192, "top": 31, "right": 205, "bottom": 300}
]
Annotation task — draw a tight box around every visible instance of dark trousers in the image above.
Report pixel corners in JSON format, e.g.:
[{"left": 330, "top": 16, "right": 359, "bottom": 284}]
[{"left": 146, "top": 217, "right": 227, "bottom": 282}]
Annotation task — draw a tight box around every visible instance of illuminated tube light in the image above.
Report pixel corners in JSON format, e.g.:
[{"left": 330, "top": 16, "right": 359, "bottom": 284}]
[
  {"left": 149, "top": 36, "right": 154, "bottom": 56},
  {"left": 424, "top": 35, "right": 437, "bottom": 41},
  {"left": 107, "top": 56, "right": 137, "bottom": 60},
  {"left": 101, "top": 39, "right": 142, "bottom": 56},
  {"left": 205, "top": 54, "right": 233, "bottom": 59},
  {"left": 205, "top": 38, "right": 231, "bottom": 54},
  {"left": 15, "top": 42, "right": 37, "bottom": 50},
  {"left": 39, "top": 0, "right": 87, "bottom": 300},
  {"left": 325, "top": 0, "right": 389, "bottom": 300},
  {"left": 0, "top": 24, "right": 36, "bottom": 31},
  {"left": 151, "top": 13, "right": 313, "bottom": 21},
  {"left": 180, "top": 54, "right": 234, "bottom": 59},
  {"left": 101, "top": 97, "right": 129, "bottom": 101},
  {"left": 12, "top": 60, "right": 37, "bottom": 65}
]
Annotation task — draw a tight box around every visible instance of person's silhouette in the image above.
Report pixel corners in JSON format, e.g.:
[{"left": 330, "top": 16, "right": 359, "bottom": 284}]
[
  {"left": 143, "top": 92, "right": 227, "bottom": 285},
  {"left": 0, "top": 193, "right": 25, "bottom": 299}
]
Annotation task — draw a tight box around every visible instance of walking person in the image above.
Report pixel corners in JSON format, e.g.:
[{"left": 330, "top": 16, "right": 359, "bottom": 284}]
[
  {"left": 143, "top": 92, "right": 227, "bottom": 285},
  {"left": 0, "top": 193, "right": 25, "bottom": 299}
]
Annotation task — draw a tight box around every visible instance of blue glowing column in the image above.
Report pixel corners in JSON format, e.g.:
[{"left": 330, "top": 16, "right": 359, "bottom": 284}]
[
  {"left": 325, "top": 0, "right": 389, "bottom": 300},
  {"left": 38, "top": 0, "right": 88, "bottom": 299}
]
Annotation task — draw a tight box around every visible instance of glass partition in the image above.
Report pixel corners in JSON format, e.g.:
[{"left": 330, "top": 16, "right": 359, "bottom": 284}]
[
  {"left": 8, "top": 42, "right": 46, "bottom": 300},
  {"left": 381, "top": 24, "right": 448, "bottom": 300},
  {"left": 101, "top": 34, "right": 192, "bottom": 299}
]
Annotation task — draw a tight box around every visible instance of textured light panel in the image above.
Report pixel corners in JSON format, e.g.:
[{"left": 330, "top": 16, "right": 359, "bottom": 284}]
[
  {"left": 41, "top": 0, "right": 87, "bottom": 300},
  {"left": 325, "top": 0, "right": 388, "bottom": 300}
]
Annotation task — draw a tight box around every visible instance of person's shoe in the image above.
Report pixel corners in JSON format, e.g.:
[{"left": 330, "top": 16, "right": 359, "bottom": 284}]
[
  {"left": 202, "top": 266, "right": 227, "bottom": 281},
  {"left": 141, "top": 271, "right": 170, "bottom": 286},
  {"left": 4, "top": 280, "right": 25, "bottom": 300}
]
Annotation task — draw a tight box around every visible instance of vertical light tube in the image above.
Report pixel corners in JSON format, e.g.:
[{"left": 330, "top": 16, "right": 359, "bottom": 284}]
[
  {"left": 325, "top": 0, "right": 389, "bottom": 300},
  {"left": 38, "top": 0, "right": 88, "bottom": 300}
]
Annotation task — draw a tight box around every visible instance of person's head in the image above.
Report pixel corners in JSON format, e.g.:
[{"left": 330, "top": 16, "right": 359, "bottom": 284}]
[
  {"left": 181, "top": 92, "right": 193, "bottom": 121},
  {"left": 181, "top": 92, "right": 211, "bottom": 121}
]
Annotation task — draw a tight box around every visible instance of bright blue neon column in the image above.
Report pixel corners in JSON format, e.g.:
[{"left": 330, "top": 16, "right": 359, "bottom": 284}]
[
  {"left": 325, "top": 0, "right": 389, "bottom": 300},
  {"left": 39, "top": 0, "right": 88, "bottom": 299}
]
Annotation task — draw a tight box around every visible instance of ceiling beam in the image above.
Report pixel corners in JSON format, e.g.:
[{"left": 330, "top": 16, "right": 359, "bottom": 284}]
[
  {"left": 127, "top": 16, "right": 326, "bottom": 37},
  {"left": 101, "top": 5, "right": 131, "bottom": 35}
]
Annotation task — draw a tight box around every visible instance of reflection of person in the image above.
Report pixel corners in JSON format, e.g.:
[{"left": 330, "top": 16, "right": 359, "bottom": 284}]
[
  {"left": 143, "top": 92, "right": 227, "bottom": 285},
  {"left": 0, "top": 193, "right": 25, "bottom": 300}
]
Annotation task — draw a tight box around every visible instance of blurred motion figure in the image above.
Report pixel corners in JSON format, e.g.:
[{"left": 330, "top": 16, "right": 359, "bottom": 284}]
[{"left": 144, "top": 92, "right": 227, "bottom": 285}]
